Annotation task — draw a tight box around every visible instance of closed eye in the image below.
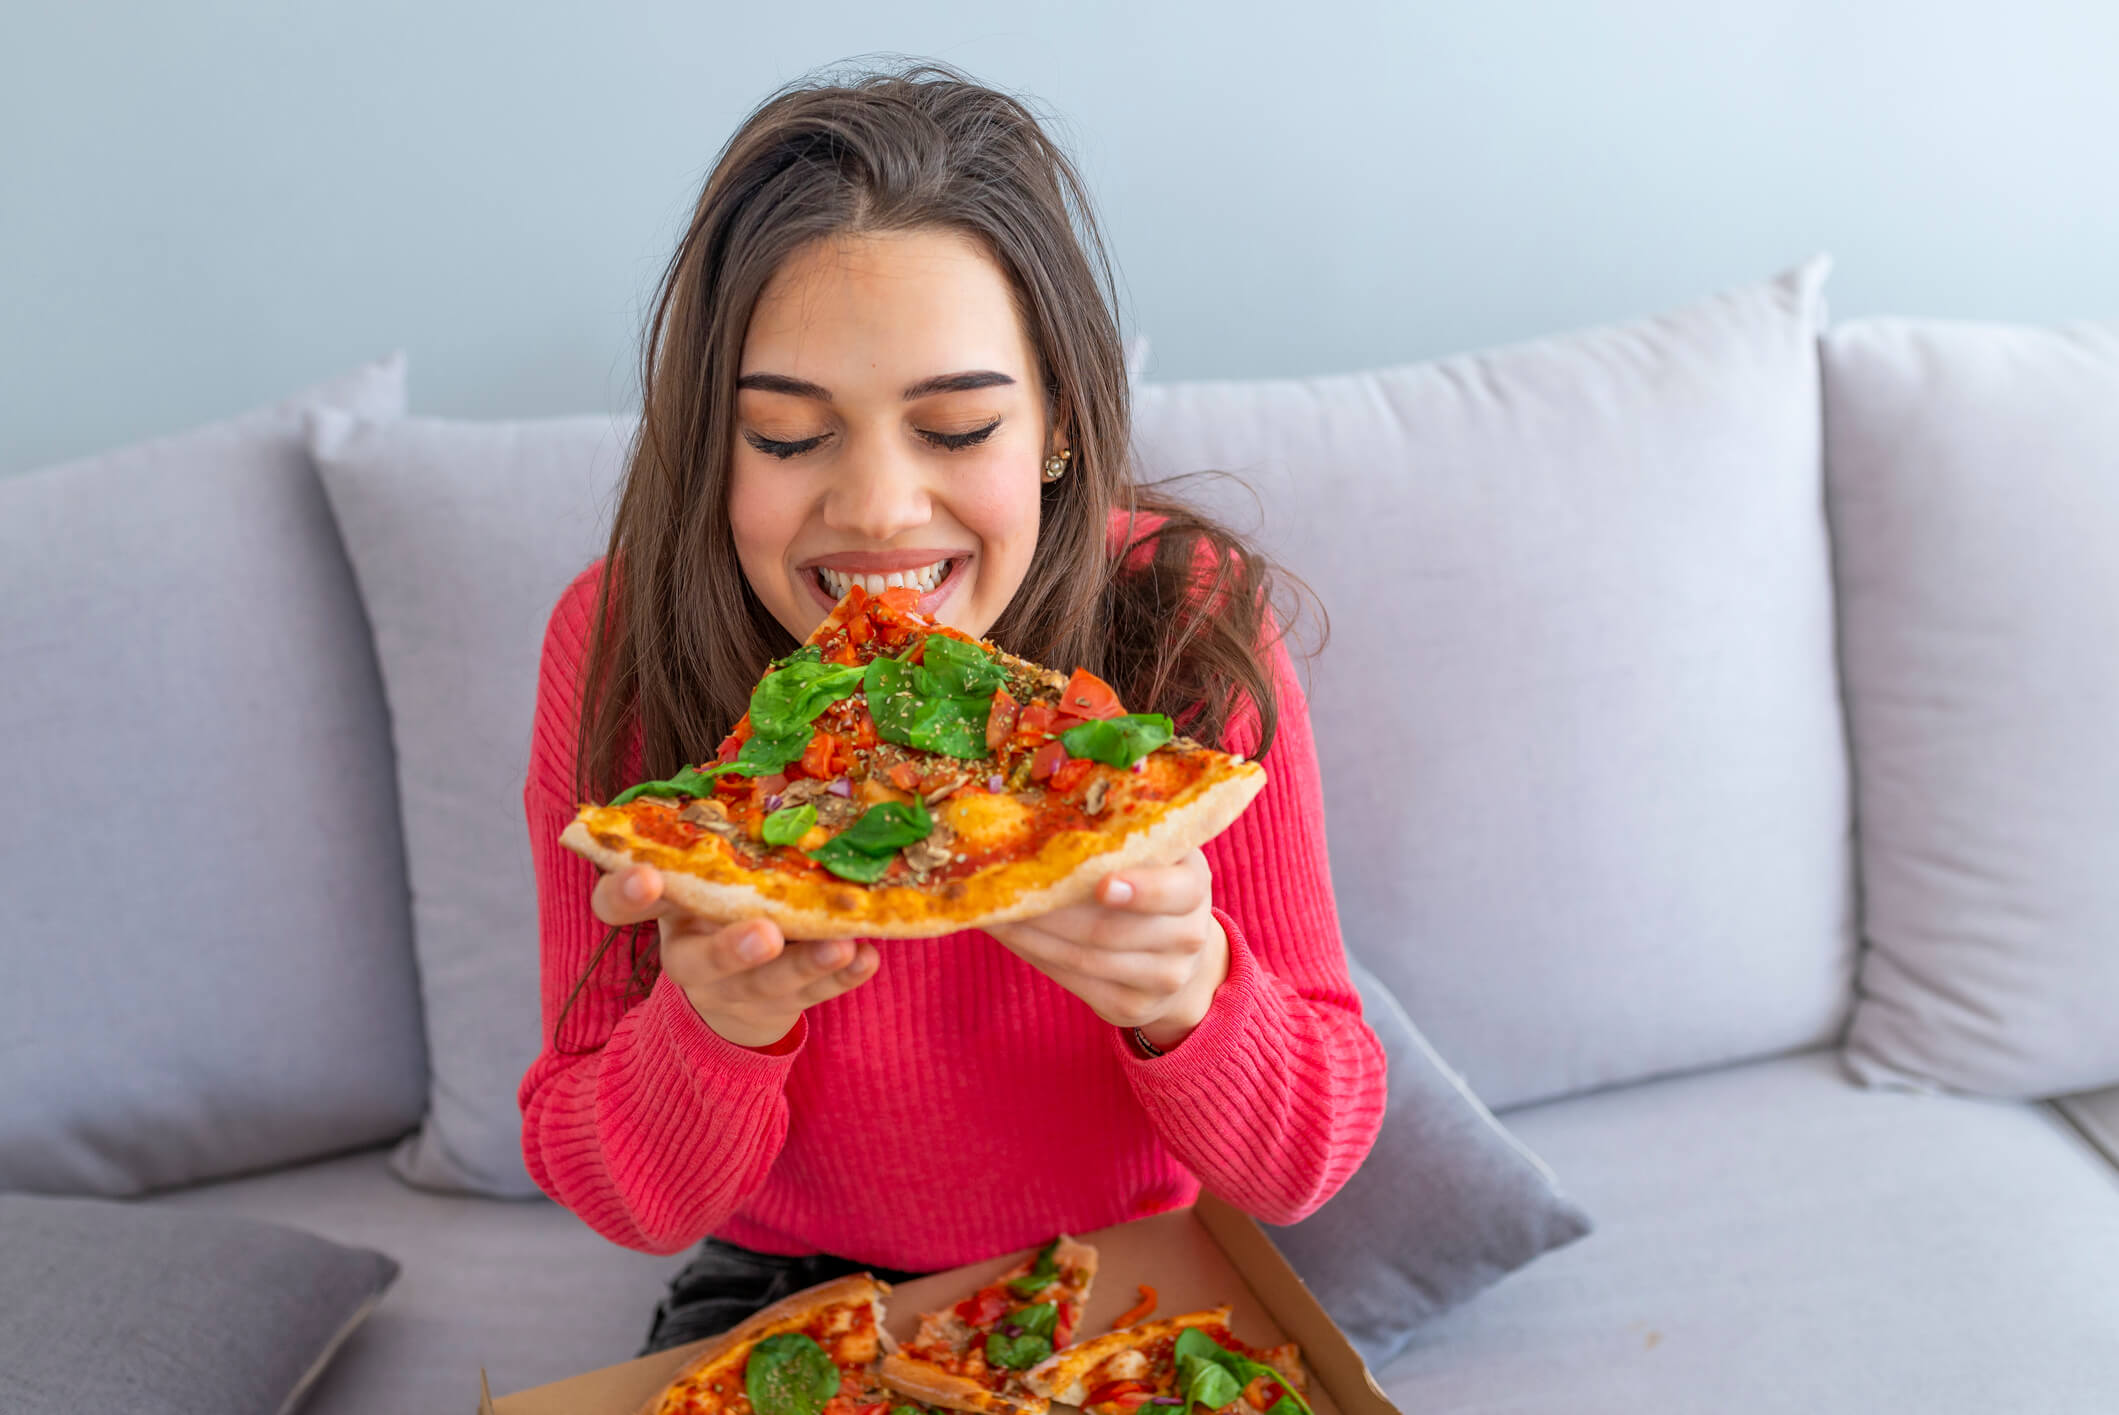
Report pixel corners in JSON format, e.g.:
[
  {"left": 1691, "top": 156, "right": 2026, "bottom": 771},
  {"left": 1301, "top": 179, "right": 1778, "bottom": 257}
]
[{"left": 743, "top": 418, "right": 1002, "bottom": 460}]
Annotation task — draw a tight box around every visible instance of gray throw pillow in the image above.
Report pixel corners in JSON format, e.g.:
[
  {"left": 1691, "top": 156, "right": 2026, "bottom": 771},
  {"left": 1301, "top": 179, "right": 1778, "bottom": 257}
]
[
  {"left": 0, "top": 1192, "right": 398, "bottom": 1415},
  {"left": 1264, "top": 956, "right": 1593, "bottom": 1368},
  {"left": 1826, "top": 318, "right": 2119, "bottom": 1098},
  {"left": 309, "top": 410, "right": 634, "bottom": 1197},
  {"left": 0, "top": 355, "right": 429, "bottom": 1196}
]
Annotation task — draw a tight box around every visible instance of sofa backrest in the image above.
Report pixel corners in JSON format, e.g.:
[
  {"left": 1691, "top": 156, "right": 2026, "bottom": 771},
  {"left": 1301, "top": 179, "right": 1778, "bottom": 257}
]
[{"left": 1131, "top": 257, "right": 1855, "bottom": 1109}]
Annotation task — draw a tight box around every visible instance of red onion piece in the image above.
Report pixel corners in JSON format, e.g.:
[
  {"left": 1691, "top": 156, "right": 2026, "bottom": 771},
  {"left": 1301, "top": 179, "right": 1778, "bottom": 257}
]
[
  {"left": 762, "top": 794, "right": 783, "bottom": 813},
  {"left": 987, "top": 773, "right": 1005, "bottom": 792},
  {"left": 828, "top": 776, "right": 853, "bottom": 797}
]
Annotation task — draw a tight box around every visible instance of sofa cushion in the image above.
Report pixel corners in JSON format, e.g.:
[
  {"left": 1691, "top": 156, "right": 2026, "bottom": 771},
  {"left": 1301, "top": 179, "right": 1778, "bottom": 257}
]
[
  {"left": 1130, "top": 256, "right": 1854, "bottom": 1109},
  {"left": 309, "top": 410, "right": 633, "bottom": 1196},
  {"left": 139, "top": 1145, "right": 682, "bottom": 1414},
  {"left": 1379, "top": 1049, "right": 2119, "bottom": 1414},
  {"left": 1824, "top": 318, "right": 2119, "bottom": 1099},
  {"left": 1264, "top": 956, "right": 1592, "bottom": 1368},
  {"left": 0, "top": 1191, "right": 399, "bottom": 1415},
  {"left": 0, "top": 356, "right": 429, "bottom": 1195}
]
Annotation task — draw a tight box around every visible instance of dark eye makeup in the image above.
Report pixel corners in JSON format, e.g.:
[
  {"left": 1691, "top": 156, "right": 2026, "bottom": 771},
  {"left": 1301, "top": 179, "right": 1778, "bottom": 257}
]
[{"left": 744, "top": 417, "right": 1002, "bottom": 461}]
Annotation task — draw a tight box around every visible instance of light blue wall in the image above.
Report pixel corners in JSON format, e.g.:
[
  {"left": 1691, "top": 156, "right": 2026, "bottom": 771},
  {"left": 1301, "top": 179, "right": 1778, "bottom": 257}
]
[{"left": 4, "top": 0, "right": 2115, "bottom": 476}]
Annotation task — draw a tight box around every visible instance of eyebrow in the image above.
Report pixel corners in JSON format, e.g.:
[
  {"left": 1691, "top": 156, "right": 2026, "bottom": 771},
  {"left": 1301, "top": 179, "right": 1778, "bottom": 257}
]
[{"left": 735, "top": 369, "right": 1018, "bottom": 402}]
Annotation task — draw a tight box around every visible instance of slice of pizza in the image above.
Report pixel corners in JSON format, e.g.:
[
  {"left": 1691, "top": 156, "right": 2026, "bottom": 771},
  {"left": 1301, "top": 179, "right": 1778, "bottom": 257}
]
[
  {"left": 1022, "top": 1308, "right": 1309, "bottom": 1415},
  {"left": 636, "top": 1272, "right": 905, "bottom": 1415},
  {"left": 876, "top": 1235, "right": 1099, "bottom": 1415},
  {"left": 560, "top": 583, "right": 1267, "bottom": 938}
]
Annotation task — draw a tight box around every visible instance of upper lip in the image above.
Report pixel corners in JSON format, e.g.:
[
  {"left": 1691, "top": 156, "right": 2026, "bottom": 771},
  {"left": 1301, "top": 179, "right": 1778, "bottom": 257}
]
[{"left": 799, "top": 549, "right": 972, "bottom": 573}]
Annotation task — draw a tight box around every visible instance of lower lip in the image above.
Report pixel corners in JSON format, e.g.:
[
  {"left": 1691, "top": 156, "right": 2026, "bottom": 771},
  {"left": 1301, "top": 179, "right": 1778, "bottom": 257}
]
[{"left": 804, "top": 557, "right": 968, "bottom": 616}]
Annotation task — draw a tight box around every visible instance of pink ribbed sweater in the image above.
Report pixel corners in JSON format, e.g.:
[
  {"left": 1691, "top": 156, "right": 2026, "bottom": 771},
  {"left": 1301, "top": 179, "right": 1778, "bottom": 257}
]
[{"left": 517, "top": 540, "right": 1387, "bottom": 1269}]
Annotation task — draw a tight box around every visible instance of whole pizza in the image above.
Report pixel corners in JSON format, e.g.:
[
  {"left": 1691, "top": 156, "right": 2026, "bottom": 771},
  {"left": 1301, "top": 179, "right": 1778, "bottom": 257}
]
[{"left": 560, "top": 582, "right": 1266, "bottom": 938}]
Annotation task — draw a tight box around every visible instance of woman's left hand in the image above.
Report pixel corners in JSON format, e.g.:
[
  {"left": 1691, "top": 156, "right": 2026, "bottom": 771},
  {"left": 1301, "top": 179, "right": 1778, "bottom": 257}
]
[{"left": 984, "top": 846, "right": 1230, "bottom": 1051}]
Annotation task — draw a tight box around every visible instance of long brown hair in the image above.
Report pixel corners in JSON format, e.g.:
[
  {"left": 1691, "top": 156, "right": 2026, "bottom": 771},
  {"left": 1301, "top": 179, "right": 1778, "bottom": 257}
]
[{"left": 556, "top": 57, "right": 1324, "bottom": 1038}]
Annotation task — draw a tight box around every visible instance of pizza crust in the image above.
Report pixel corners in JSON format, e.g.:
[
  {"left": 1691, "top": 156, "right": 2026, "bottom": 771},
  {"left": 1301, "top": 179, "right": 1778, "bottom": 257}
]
[
  {"left": 1021, "top": 1308, "right": 1232, "bottom": 1406},
  {"left": 562, "top": 758, "right": 1265, "bottom": 940},
  {"left": 635, "top": 1272, "right": 890, "bottom": 1415},
  {"left": 877, "top": 1353, "right": 1049, "bottom": 1415}
]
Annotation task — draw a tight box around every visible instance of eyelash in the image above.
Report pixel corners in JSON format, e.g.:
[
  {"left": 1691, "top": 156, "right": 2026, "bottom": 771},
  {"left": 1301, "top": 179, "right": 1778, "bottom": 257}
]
[{"left": 745, "top": 418, "right": 1002, "bottom": 460}]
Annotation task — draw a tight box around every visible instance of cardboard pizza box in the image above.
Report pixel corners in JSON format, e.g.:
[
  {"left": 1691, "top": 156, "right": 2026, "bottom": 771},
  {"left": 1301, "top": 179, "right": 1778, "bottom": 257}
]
[{"left": 477, "top": 1193, "right": 1402, "bottom": 1415}]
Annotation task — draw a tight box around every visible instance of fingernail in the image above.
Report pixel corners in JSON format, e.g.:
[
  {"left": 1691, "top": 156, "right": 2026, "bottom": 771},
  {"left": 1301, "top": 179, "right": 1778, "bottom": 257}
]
[
  {"left": 623, "top": 871, "right": 650, "bottom": 903},
  {"left": 1105, "top": 879, "right": 1134, "bottom": 905},
  {"left": 737, "top": 925, "right": 772, "bottom": 962}
]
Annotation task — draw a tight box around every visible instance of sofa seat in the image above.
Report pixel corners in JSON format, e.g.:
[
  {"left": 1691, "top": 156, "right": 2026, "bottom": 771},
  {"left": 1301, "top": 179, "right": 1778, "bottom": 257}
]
[
  {"left": 1376, "top": 1048, "right": 2119, "bottom": 1413},
  {"left": 138, "top": 1047, "right": 2119, "bottom": 1415},
  {"left": 141, "top": 1145, "right": 686, "bottom": 1413}
]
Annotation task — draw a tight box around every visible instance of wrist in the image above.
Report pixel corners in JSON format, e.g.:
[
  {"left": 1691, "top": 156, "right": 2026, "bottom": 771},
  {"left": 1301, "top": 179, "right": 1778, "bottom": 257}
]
[
  {"left": 687, "top": 994, "right": 800, "bottom": 1051},
  {"left": 1134, "top": 917, "right": 1230, "bottom": 1052}
]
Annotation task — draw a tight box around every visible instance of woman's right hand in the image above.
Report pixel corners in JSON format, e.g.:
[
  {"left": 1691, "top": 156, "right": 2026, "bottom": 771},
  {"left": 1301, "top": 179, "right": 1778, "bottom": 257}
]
[{"left": 590, "top": 864, "right": 881, "bottom": 1049}]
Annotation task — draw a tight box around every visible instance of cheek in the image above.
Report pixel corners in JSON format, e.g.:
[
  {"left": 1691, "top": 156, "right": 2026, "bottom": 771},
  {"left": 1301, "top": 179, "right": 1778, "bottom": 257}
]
[{"left": 726, "top": 464, "right": 802, "bottom": 572}]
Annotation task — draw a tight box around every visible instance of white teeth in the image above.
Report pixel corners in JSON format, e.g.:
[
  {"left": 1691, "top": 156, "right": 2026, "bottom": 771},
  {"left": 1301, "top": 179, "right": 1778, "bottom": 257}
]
[{"left": 814, "top": 560, "right": 956, "bottom": 599}]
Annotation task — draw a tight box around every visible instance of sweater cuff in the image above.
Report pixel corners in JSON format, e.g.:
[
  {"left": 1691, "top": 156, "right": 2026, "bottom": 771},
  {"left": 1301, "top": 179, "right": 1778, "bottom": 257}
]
[
  {"left": 1112, "top": 906, "right": 1266, "bottom": 1073},
  {"left": 648, "top": 972, "right": 808, "bottom": 1078}
]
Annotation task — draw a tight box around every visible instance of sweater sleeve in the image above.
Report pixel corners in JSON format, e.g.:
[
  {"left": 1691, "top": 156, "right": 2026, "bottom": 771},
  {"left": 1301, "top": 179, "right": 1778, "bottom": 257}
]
[
  {"left": 515, "top": 567, "right": 801, "bottom": 1255},
  {"left": 1110, "top": 624, "right": 1388, "bottom": 1225}
]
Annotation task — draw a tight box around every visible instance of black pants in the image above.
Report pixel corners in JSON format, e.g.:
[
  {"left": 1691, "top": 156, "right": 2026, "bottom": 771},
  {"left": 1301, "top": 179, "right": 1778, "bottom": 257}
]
[{"left": 640, "top": 1236, "right": 931, "bottom": 1357}]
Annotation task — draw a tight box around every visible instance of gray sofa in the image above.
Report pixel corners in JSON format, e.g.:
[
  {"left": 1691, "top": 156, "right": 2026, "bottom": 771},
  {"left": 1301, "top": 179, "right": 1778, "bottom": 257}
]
[{"left": 6, "top": 255, "right": 2117, "bottom": 1414}]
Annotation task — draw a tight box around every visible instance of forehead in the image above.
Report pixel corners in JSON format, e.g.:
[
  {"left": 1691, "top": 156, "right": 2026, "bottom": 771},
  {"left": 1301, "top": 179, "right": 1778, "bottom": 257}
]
[{"left": 740, "top": 229, "right": 1035, "bottom": 393}]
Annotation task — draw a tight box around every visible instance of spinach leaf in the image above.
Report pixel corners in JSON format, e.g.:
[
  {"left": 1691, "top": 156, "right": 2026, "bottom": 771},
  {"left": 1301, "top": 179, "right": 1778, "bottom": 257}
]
[
  {"left": 866, "top": 651, "right": 994, "bottom": 760},
  {"left": 1171, "top": 1329, "right": 1314, "bottom": 1415},
  {"left": 915, "top": 634, "right": 1007, "bottom": 698},
  {"left": 1058, "top": 713, "right": 1174, "bottom": 768},
  {"left": 744, "top": 1332, "right": 839, "bottom": 1415},
  {"left": 984, "top": 1329, "right": 1054, "bottom": 1370},
  {"left": 610, "top": 762, "right": 727, "bottom": 807},
  {"left": 1010, "top": 1301, "right": 1059, "bottom": 1338},
  {"left": 761, "top": 802, "right": 817, "bottom": 847},
  {"left": 1005, "top": 1239, "right": 1061, "bottom": 1298},
  {"left": 750, "top": 651, "right": 866, "bottom": 737},
  {"left": 729, "top": 727, "right": 813, "bottom": 777},
  {"left": 891, "top": 1406, "right": 926, "bottom": 1415},
  {"left": 805, "top": 799, "right": 934, "bottom": 883}
]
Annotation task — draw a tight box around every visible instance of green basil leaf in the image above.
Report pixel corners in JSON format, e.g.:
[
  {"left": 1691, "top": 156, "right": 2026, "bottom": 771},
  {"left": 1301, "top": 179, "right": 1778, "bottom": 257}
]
[
  {"left": 1010, "top": 1301, "right": 1059, "bottom": 1338},
  {"left": 915, "top": 634, "right": 1007, "bottom": 698},
  {"left": 761, "top": 802, "right": 817, "bottom": 847},
  {"left": 745, "top": 1332, "right": 839, "bottom": 1415},
  {"left": 891, "top": 1405, "right": 927, "bottom": 1415},
  {"left": 865, "top": 653, "right": 923, "bottom": 745},
  {"left": 1266, "top": 1398, "right": 1305, "bottom": 1415},
  {"left": 984, "top": 1330, "right": 1054, "bottom": 1370},
  {"left": 807, "top": 835, "right": 896, "bottom": 883},
  {"left": 731, "top": 727, "right": 813, "bottom": 777},
  {"left": 906, "top": 694, "right": 994, "bottom": 759},
  {"left": 1059, "top": 713, "right": 1174, "bottom": 768}
]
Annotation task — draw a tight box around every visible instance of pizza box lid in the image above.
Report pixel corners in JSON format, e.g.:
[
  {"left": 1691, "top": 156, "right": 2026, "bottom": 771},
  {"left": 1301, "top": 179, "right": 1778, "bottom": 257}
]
[{"left": 477, "top": 1193, "right": 1402, "bottom": 1415}]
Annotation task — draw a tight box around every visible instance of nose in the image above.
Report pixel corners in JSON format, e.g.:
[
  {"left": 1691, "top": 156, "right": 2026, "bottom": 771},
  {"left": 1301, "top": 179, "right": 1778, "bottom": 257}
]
[{"left": 820, "top": 435, "right": 932, "bottom": 543}]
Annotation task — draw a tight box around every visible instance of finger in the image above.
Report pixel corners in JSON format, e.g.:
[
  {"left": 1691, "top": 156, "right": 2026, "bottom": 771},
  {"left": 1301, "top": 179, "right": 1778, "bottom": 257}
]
[
  {"left": 660, "top": 917, "right": 788, "bottom": 991},
  {"left": 993, "top": 915, "right": 1198, "bottom": 979},
  {"left": 732, "top": 934, "right": 867, "bottom": 1004},
  {"left": 591, "top": 864, "right": 675, "bottom": 927},
  {"left": 1097, "top": 852, "right": 1210, "bottom": 917},
  {"left": 791, "top": 942, "right": 882, "bottom": 1006}
]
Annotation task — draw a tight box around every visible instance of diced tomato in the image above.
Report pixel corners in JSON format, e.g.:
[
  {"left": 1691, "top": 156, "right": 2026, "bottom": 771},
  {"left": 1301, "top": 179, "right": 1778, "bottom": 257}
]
[
  {"left": 853, "top": 1403, "right": 888, "bottom": 1415},
  {"left": 1031, "top": 740, "right": 1069, "bottom": 782},
  {"left": 714, "top": 735, "right": 743, "bottom": 765},
  {"left": 1053, "top": 1302, "right": 1077, "bottom": 1350},
  {"left": 732, "top": 714, "right": 754, "bottom": 744},
  {"left": 1017, "top": 702, "right": 1060, "bottom": 739},
  {"left": 888, "top": 761, "right": 923, "bottom": 792},
  {"left": 1050, "top": 756, "right": 1095, "bottom": 794},
  {"left": 1083, "top": 1382, "right": 1152, "bottom": 1410},
  {"left": 848, "top": 704, "right": 879, "bottom": 750},
  {"left": 830, "top": 735, "right": 858, "bottom": 775},
  {"left": 750, "top": 772, "right": 788, "bottom": 809},
  {"left": 828, "top": 640, "right": 862, "bottom": 666},
  {"left": 878, "top": 585, "right": 921, "bottom": 614},
  {"left": 845, "top": 612, "right": 873, "bottom": 646},
  {"left": 799, "top": 732, "right": 836, "bottom": 780},
  {"left": 714, "top": 771, "right": 751, "bottom": 797},
  {"left": 984, "top": 685, "right": 1020, "bottom": 752},
  {"left": 955, "top": 1288, "right": 1010, "bottom": 1327},
  {"left": 1049, "top": 712, "right": 1088, "bottom": 735},
  {"left": 1061, "top": 668, "right": 1126, "bottom": 720},
  {"left": 842, "top": 583, "right": 869, "bottom": 611}
]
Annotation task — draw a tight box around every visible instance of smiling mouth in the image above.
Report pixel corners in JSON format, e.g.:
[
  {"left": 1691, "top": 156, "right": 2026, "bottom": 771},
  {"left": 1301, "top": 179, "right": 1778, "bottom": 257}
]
[{"left": 808, "top": 556, "right": 968, "bottom": 603}]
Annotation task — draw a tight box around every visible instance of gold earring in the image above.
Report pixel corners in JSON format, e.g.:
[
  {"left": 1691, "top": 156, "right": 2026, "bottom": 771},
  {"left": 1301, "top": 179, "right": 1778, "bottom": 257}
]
[{"left": 1042, "top": 448, "right": 1072, "bottom": 482}]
